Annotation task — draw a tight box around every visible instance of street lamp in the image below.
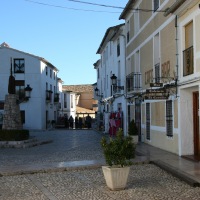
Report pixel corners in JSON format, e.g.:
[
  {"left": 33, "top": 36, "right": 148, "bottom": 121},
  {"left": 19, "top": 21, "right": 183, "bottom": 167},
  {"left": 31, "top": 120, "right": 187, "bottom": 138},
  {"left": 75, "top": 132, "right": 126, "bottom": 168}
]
[
  {"left": 110, "top": 74, "right": 117, "bottom": 86},
  {"left": 95, "top": 87, "right": 103, "bottom": 98},
  {"left": 24, "top": 84, "right": 32, "bottom": 99},
  {"left": 110, "top": 74, "right": 124, "bottom": 90}
]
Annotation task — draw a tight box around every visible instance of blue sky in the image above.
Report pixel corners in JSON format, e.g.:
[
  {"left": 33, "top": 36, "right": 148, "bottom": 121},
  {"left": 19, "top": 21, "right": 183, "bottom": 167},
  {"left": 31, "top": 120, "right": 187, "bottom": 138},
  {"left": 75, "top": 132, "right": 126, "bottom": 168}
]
[{"left": 1, "top": 0, "right": 127, "bottom": 85}]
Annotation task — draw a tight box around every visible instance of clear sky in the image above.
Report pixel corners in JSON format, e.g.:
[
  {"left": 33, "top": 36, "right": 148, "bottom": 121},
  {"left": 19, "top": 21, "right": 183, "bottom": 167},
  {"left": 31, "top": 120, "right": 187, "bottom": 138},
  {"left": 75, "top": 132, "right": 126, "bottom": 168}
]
[{"left": 1, "top": 0, "right": 128, "bottom": 85}]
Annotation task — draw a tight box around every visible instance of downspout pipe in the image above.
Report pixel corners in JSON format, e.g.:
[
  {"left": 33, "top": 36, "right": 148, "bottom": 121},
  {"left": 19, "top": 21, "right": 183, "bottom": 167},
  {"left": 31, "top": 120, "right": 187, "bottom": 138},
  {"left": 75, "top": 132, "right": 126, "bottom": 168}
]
[
  {"left": 175, "top": 15, "right": 179, "bottom": 98},
  {"left": 164, "top": 0, "right": 187, "bottom": 17}
]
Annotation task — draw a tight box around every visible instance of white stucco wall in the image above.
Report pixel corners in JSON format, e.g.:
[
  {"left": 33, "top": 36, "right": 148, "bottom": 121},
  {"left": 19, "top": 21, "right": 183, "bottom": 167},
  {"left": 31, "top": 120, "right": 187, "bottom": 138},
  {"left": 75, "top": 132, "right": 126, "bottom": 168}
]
[{"left": 0, "top": 45, "right": 59, "bottom": 130}]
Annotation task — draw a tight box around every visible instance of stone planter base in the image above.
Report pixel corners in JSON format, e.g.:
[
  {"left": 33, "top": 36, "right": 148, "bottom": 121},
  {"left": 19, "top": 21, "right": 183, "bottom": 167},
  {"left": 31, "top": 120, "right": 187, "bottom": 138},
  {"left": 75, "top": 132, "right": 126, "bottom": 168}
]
[{"left": 102, "top": 166, "right": 130, "bottom": 191}]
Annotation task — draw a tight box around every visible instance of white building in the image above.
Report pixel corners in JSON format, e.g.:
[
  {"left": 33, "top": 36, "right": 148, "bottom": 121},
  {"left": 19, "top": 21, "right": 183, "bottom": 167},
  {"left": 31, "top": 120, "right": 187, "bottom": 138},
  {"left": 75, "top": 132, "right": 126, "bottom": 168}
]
[
  {"left": 95, "top": 24, "right": 128, "bottom": 135},
  {"left": 0, "top": 42, "right": 60, "bottom": 130}
]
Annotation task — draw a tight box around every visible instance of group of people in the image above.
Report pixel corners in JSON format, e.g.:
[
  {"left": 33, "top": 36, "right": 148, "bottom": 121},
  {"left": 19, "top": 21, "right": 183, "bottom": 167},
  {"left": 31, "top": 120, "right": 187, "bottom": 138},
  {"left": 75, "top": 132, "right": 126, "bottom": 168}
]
[
  {"left": 62, "top": 114, "right": 92, "bottom": 129},
  {"left": 109, "top": 109, "right": 123, "bottom": 137}
]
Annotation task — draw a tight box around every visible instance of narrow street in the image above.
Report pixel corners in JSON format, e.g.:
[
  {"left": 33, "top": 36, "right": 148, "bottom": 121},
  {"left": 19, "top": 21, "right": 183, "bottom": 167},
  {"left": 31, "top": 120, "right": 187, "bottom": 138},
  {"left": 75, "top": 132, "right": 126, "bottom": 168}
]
[{"left": 0, "top": 129, "right": 200, "bottom": 199}]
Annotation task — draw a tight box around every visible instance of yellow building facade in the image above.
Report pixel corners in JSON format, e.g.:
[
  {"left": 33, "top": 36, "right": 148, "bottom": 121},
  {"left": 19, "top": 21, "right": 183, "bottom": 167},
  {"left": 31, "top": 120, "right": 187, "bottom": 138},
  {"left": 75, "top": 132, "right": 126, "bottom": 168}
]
[{"left": 120, "top": 0, "right": 200, "bottom": 157}]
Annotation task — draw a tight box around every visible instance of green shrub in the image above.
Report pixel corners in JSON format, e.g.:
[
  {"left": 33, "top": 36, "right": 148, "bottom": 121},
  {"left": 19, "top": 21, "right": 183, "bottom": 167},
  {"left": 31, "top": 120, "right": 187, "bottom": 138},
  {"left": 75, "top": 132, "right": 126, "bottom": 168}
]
[
  {"left": 0, "top": 129, "right": 29, "bottom": 141},
  {"left": 101, "top": 128, "right": 135, "bottom": 167},
  {"left": 128, "top": 119, "right": 138, "bottom": 136}
]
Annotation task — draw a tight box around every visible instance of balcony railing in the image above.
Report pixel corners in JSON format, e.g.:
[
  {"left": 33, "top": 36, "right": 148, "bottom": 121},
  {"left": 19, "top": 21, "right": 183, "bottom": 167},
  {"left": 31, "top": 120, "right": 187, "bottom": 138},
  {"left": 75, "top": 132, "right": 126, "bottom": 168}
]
[
  {"left": 126, "top": 72, "right": 142, "bottom": 93},
  {"left": 183, "top": 46, "right": 193, "bottom": 76},
  {"left": 46, "top": 90, "right": 53, "bottom": 102}
]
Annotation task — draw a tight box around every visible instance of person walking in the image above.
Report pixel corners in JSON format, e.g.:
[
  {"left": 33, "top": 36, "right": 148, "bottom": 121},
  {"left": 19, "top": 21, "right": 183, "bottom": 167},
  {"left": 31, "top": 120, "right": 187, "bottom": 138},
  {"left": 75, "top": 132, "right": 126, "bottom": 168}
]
[{"left": 69, "top": 115, "right": 74, "bottom": 129}]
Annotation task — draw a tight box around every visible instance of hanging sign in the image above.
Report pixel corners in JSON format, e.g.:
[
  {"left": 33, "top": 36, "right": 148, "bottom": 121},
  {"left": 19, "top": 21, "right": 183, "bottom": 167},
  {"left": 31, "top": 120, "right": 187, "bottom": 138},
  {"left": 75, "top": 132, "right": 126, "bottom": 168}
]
[
  {"left": 150, "top": 83, "right": 163, "bottom": 87},
  {"left": 146, "top": 89, "right": 166, "bottom": 93},
  {"left": 144, "top": 95, "right": 168, "bottom": 100}
]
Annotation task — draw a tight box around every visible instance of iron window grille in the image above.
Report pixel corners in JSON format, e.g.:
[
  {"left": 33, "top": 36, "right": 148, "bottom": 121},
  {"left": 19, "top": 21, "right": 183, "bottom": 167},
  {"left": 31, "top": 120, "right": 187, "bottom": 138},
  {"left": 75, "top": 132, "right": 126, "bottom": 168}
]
[
  {"left": 166, "top": 100, "right": 173, "bottom": 137},
  {"left": 146, "top": 103, "right": 150, "bottom": 140},
  {"left": 183, "top": 46, "right": 193, "bottom": 76},
  {"left": 14, "top": 59, "right": 25, "bottom": 73},
  {"left": 126, "top": 72, "right": 142, "bottom": 93},
  {"left": 155, "top": 63, "right": 160, "bottom": 83}
]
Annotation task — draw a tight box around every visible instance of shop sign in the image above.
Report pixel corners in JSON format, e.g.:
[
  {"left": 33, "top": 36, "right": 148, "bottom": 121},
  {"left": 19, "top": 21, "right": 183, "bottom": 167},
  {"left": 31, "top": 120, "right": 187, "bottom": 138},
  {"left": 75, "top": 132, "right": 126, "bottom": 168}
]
[
  {"left": 150, "top": 83, "right": 163, "bottom": 87},
  {"left": 144, "top": 95, "right": 168, "bottom": 100},
  {"left": 146, "top": 89, "right": 166, "bottom": 93}
]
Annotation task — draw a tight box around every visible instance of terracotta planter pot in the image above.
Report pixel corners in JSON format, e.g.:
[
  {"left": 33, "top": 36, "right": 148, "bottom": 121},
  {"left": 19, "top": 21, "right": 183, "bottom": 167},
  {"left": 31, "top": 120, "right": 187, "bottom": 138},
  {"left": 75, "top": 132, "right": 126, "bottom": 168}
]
[{"left": 102, "top": 166, "right": 130, "bottom": 191}]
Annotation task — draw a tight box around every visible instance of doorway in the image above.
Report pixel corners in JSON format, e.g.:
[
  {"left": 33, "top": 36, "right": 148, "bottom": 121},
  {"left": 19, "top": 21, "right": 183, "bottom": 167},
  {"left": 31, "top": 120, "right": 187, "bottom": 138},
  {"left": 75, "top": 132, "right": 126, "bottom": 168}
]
[
  {"left": 135, "top": 98, "right": 141, "bottom": 142},
  {"left": 193, "top": 91, "right": 199, "bottom": 156}
]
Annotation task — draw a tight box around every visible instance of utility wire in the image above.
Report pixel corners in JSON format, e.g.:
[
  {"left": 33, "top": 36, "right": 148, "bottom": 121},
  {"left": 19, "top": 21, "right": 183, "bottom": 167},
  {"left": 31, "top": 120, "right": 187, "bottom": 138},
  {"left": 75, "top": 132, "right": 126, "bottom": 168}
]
[
  {"left": 24, "top": 0, "right": 122, "bottom": 13},
  {"left": 65, "top": 0, "right": 124, "bottom": 9},
  {"left": 24, "top": 0, "right": 166, "bottom": 13}
]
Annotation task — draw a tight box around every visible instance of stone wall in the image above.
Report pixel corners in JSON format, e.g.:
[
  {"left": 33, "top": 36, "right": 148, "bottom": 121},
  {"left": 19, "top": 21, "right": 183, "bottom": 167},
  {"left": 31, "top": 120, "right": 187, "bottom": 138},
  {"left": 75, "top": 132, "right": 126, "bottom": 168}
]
[{"left": 2, "top": 94, "right": 22, "bottom": 130}]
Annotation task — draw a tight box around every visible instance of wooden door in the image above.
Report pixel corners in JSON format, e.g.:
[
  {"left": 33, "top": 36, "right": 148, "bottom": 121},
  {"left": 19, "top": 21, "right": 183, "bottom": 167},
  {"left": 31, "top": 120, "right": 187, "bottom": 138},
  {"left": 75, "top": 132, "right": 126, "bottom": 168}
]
[{"left": 193, "top": 92, "right": 199, "bottom": 155}]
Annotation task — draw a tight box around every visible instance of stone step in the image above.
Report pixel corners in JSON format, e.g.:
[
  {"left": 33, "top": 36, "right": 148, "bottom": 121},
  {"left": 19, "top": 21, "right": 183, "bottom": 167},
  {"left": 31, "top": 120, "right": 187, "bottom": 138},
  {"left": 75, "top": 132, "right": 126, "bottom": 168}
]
[{"left": 0, "top": 138, "right": 52, "bottom": 148}]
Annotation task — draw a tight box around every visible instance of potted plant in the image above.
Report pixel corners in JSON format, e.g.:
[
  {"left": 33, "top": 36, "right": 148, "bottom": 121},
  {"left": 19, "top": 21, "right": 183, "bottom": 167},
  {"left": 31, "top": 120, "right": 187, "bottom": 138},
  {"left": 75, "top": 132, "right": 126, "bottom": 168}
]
[
  {"left": 128, "top": 119, "right": 138, "bottom": 144},
  {"left": 101, "top": 128, "right": 135, "bottom": 190}
]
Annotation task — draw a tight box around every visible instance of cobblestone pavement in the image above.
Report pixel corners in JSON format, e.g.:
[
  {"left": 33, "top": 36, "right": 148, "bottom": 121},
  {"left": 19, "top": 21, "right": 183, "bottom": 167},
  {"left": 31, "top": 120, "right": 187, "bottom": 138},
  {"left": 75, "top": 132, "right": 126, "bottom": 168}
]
[
  {"left": 0, "top": 130, "right": 104, "bottom": 166},
  {"left": 0, "top": 129, "right": 200, "bottom": 199}
]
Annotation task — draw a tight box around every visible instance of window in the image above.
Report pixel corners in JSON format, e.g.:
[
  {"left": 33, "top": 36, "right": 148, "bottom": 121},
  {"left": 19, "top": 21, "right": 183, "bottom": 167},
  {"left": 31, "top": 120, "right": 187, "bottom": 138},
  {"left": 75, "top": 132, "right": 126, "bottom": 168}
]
[
  {"left": 117, "top": 39, "right": 120, "bottom": 57},
  {"left": 50, "top": 69, "right": 52, "bottom": 78},
  {"left": 14, "top": 59, "right": 24, "bottom": 73},
  {"left": 53, "top": 72, "right": 55, "bottom": 80},
  {"left": 154, "top": 33, "right": 160, "bottom": 82},
  {"left": 46, "top": 67, "right": 48, "bottom": 75},
  {"left": 126, "top": 20, "right": 130, "bottom": 43},
  {"left": 64, "top": 93, "right": 67, "bottom": 108},
  {"left": 20, "top": 110, "right": 25, "bottom": 124},
  {"left": 15, "top": 80, "right": 25, "bottom": 100},
  {"left": 134, "top": 8, "right": 139, "bottom": 35},
  {"left": 183, "top": 21, "right": 193, "bottom": 76},
  {"left": 155, "top": 63, "right": 160, "bottom": 83},
  {"left": 166, "top": 100, "right": 173, "bottom": 137},
  {"left": 146, "top": 103, "right": 150, "bottom": 140},
  {"left": 97, "top": 68, "right": 100, "bottom": 79},
  {"left": 153, "top": 0, "right": 159, "bottom": 12}
]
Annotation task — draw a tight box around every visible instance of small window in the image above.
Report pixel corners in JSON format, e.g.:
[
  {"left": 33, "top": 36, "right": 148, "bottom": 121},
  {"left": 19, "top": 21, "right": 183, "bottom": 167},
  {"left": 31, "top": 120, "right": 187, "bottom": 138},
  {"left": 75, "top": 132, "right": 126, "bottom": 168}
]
[
  {"left": 14, "top": 59, "right": 25, "bottom": 73},
  {"left": 64, "top": 93, "right": 67, "bottom": 108},
  {"left": 15, "top": 80, "right": 25, "bottom": 100},
  {"left": 117, "top": 39, "right": 120, "bottom": 57},
  {"left": 53, "top": 72, "right": 55, "bottom": 80},
  {"left": 98, "top": 68, "right": 100, "bottom": 79},
  {"left": 153, "top": 0, "right": 159, "bottom": 12},
  {"left": 46, "top": 67, "right": 48, "bottom": 76},
  {"left": 20, "top": 110, "right": 25, "bottom": 124},
  {"left": 126, "top": 21, "right": 130, "bottom": 43},
  {"left": 50, "top": 69, "right": 52, "bottom": 78}
]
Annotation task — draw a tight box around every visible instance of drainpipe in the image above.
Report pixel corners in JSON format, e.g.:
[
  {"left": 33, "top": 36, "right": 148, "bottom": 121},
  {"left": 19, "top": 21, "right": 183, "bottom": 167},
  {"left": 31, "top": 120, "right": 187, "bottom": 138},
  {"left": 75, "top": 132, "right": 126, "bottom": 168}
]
[{"left": 175, "top": 15, "right": 179, "bottom": 98}]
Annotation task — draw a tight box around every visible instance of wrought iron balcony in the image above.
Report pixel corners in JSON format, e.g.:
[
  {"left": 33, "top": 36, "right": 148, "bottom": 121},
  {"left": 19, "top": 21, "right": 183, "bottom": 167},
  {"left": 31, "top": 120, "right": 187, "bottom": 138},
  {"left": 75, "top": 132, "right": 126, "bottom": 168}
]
[
  {"left": 46, "top": 90, "right": 53, "bottom": 102},
  {"left": 126, "top": 72, "right": 142, "bottom": 93},
  {"left": 183, "top": 46, "right": 193, "bottom": 76}
]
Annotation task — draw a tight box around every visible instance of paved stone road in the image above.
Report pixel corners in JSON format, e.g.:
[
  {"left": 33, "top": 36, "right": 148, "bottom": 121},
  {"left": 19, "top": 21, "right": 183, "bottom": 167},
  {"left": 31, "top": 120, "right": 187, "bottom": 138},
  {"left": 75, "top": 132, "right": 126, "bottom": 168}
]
[{"left": 0, "top": 129, "right": 200, "bottom": 199}]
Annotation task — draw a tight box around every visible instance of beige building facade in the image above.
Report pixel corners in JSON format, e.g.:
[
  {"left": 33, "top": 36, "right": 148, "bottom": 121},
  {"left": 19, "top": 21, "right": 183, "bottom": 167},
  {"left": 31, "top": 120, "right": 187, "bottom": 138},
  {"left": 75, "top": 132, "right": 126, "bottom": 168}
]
[{"left": 120, "top": 0, "right": 200, "bottom": 157}]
